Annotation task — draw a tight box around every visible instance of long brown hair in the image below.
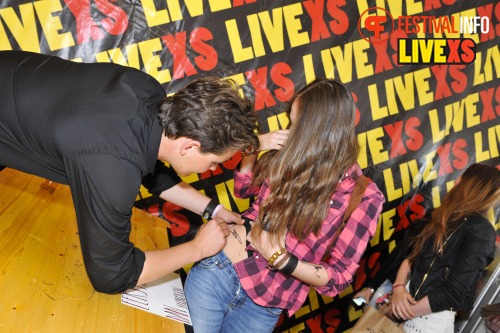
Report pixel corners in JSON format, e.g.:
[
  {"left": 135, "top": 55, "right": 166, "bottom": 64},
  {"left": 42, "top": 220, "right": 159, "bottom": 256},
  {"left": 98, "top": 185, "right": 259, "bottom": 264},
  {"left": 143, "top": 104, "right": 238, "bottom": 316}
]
[
  {"left": 407, "top": 163, "right": 500, "bottom": 262},
  {"left": 251, "top": 78, "right": 359, "bottom": 244}
]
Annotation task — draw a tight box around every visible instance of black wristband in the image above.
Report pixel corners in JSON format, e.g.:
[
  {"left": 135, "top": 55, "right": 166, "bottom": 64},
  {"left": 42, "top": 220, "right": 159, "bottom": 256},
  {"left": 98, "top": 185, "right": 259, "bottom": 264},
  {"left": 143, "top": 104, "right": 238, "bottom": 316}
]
[
  {"left": 280, "top": 253, "right": 299, "bottom": 276},
  {"left": 202, "top": 198, "right": 219, "bottom": 220}
]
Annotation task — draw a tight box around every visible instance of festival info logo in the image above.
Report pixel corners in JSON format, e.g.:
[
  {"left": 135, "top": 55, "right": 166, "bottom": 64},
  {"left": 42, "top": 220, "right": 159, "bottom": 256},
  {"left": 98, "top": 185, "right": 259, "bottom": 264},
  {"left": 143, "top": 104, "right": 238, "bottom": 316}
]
[
  {"left": 359, "top": 8, "right": 489, "bottom": 65},
  {"left": 358, "top": 7, "right": 394, "bottom": 44}
]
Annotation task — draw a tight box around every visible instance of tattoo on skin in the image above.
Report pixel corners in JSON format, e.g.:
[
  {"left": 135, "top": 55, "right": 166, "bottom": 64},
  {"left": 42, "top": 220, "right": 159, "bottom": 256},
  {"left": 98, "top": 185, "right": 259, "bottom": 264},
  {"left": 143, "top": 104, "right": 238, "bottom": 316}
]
[
  {"left": 231, "top": 229, "right": 242, "bottom": 244},
  {"left": 302, "top": 261, "right": 324, "bottom": 279}
]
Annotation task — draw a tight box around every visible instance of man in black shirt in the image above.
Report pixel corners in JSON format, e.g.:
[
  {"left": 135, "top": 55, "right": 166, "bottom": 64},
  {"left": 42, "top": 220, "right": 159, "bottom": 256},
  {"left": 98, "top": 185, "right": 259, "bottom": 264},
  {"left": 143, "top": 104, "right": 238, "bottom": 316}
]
[{"left": 0, "top": 51, "right": 259, "bottom": 293}]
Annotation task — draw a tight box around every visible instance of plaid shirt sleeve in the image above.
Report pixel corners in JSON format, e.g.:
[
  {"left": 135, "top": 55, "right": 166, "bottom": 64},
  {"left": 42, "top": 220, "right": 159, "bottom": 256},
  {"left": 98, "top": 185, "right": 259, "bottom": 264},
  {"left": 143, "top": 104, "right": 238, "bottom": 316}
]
[
  {"left": 314, "top": 181, "right": 385, "bottom": 296},
  {"left": 233, "top": 169, "right": 260, "bottom": 199}
]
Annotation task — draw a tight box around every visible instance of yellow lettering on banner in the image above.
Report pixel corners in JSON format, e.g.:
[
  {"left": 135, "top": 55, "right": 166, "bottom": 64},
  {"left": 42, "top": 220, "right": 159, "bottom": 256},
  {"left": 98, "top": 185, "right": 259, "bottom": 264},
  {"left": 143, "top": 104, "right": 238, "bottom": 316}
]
[
  {"left": 302, "top": 54, "right": 316, "bottom": 84},
  {"left": 357, "top": 128, "right": 389, "bottom": 168},
  {"left": 141, "top": 0, "right": 171, "bottom": 27},
  {"left": 362, "top": 127, "right": 388, "bottom": 166},
  {"left": 283, "top": 3, "right": 309, "bottom": 48},
  {"left": 307, "top": 288, "right": 320, "bottom": 311},
  {"left": 353, "top": 39, "right": 373, "bottom": 79},
  {"left": 0, "top": 20, "right": 12, "bottom": 50},
  {"left": 475, "top": 125, "right": 500, "bottom": 162},
  {"left": 215, "top": 180, "right": 250, "bottom": 213},
  {"left": 33, "top": 0, "right": 74, "bottom": 51},
  {"left": 293, "top": 303, "right": 310, "bottom": 318},
  {"left": 368, "top": 83, "right": 390, "bottom": 120},
  {"left": 246, "top": 14, "right": 265, "bottom": 58},
  {"left": 0, "top": 4, "right": 40, "bottom": 53},
  {"left": 422, "top": 150, "right": 438, "bottom": 182},
  {"left": 184, "top": 0, "right": 204, "bottom": 17},
  {"left": 139, "top": 38, "right": 172, "bottom": 84},
  {"left": 209, "top": 0, "right": 231, "bottom": 12},
  {"left": 267, "top": 112, "right": 290, "bottom": 132},
  {"left": 428, "top": 108, "right": 448, "bottom": 143},
  {"left": 286, "top": 323, "right": 306, "bottom": 333},
  {"left": 405, "top": 0, "right": 423, "bottom": 16},
  {"left": 322, "top": 44, "right": 352, "bottom": 83},
  {"left": 257, "top": 8, "right": 285, "bottom": 53},
  {"left": 428, "top": 92, "right": 480, "bottom": 143},
  {"left": 369, "top": 210, "right": 394, "bottom": 247},
  {"left": 104, "top": 45, "right": 141, "bottom": 69},
  {"left": 385, "top": 72, "right": 416, "bottom": 115},
  {"left": 383, "top": 168, "right": 402, "bottom": 202},
  {"left": 474, "top": 45, "right": 500, "bottom": 86},
  {"left": 398, "top": 39, "right": 411, "bottom": 63},
  {"left": 413, "top": 68, "right": 433, "bottom": 106},
  {"left": 431, "top": 185, "right": 441, "bottom": 208},
  {"left": 225, "top": 19, "right": 254, "bottom": 63}
]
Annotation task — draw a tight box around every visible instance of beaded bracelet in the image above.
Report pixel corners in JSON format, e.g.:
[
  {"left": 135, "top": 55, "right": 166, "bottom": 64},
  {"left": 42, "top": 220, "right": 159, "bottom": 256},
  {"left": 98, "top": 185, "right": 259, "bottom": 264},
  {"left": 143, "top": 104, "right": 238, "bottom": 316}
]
[
  {"left": 271, "top": 252, "right": 291, "bottom": 270},
  {"left": 267, "top": 248, "right": 287, "bottom": 266},
  {"left": 280, "top": 253, "right": 299, "bottom": 275}
]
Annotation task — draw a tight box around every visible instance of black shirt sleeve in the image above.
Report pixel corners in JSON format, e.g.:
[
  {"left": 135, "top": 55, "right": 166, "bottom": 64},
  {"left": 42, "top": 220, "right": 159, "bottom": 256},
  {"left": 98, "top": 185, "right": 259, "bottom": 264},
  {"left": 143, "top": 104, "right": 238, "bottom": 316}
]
[{"left": 141, "top": 160, "right": 182, "bottom": 196}]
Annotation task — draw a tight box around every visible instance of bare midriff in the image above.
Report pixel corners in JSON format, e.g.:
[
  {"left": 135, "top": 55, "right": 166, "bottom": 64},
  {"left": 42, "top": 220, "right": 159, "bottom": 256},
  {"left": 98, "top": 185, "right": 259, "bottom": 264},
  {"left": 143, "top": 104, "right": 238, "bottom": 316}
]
[{"left": 223, "top": 224, "right": 250, "bottom": 264}]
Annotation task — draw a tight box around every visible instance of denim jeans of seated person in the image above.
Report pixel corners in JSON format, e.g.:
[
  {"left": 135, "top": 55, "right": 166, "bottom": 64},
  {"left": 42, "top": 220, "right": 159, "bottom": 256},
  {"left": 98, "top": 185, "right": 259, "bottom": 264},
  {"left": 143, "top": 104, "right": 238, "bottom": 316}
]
[{"left": 185, "top": 251, "right": 282, "bottom": 333}]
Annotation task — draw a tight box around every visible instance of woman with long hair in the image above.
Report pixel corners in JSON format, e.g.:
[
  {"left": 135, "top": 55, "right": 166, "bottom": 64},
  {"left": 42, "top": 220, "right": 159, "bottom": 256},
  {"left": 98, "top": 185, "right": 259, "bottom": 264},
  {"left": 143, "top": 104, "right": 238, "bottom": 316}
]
[
  {"left": 184, "top": 78, "right": 385, "bottom": 332},
  {"left": 390, "top": 163, "right": 499, "bottom": 333}
]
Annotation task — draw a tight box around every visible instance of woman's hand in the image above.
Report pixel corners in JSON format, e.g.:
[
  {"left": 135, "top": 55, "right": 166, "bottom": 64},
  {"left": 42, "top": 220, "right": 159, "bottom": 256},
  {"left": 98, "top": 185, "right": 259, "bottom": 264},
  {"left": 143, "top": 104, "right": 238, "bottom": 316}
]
[
  {"left": 391, "top": 287, "right": 416, "bottom": 320},
  {"left": 353, "top": 288, "right": 374, "bottom": 304},
  {"left": 258, "top": 130, "right": 289, "bottom": 151}
]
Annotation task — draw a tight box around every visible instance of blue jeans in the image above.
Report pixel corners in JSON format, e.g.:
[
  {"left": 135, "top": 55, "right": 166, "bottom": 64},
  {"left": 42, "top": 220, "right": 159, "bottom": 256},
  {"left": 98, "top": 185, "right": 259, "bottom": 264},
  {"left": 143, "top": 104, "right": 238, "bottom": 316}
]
[{"left": 185, "top": 251, "right": 282, "bottom": 333}]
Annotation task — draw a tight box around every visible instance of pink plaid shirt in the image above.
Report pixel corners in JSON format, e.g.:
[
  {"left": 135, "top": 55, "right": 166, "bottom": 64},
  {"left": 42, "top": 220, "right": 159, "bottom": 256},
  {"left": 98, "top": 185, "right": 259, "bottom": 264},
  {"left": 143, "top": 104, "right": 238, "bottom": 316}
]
[{"left": 233, "top": 163, "right": 385, "bottom": 316}]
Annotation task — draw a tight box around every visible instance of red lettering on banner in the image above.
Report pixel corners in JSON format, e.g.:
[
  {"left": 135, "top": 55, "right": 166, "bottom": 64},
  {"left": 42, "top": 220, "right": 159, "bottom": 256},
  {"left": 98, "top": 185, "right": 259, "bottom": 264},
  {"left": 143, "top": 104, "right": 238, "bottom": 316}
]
[
  {"left": 451, "top": 138, "right": 468, "bottom": 171},
  {"left": 496, "top": 85, "right": 500, "bottom": 115},
  {"left": 396, "top": 194, "right": 425, "bottom": 231},
  {"left": 65, "top": 0, "right": 128, "bottom": 44},
  {"left": 435, "top": 138, "right": 468, "bottom": 177},
  {"left": 303, "top": 0, "right": 330, "bottom": 42},
  {"left": 162, "top": 31, "right": 197, "bottom": 79},
  {"left": 270, "top": 62, "right": 294, "bottom": 102},
  {"left": 389, "top": 29, "right": 408, "bottom": 66},
  {"left": 449, "top": 65, "right": 467, "bottom": 93},
  {"left": 199, "top": 166, "right": 223, "bottom": 179},
  {"left": 246, "top": 67, "right": 277, "bottom": 110},
  {"left": 424, "top": 0, "right": 456, "bottom": 11},
  {"left": 323, "top": 308, "right": 341, "bottom": 332},
  {"left": 162, "top": 202, "right": 191, "bottom": 237},
  {"left": 65, "top": 0, "right": 105, "bottom": 43},
  {"left": 191, "top": 27, "right": 218, "bottom": 71},
  {"left": 480, "top": 87, "right": 496, "bottom": 122},
  {"left": 95, "top": 0, "right": 128, "bottom": 35},
  {"left": 245, "top": 63, "right": 294, "bottom": 111},
  {"left": 431, "top": 65, "right": 452, "bottom": 100},
  {"left": 496, "top": 3, "right": 500, "bottom": 37},
  {"left": 326, "top": 0, "right": 349, "bottom": 35},
  {"left": 232, "top": 0, "right": 256, "bottom": 6},
  {"left": 384, "top": 117, "right": 423, "bottom": 158},
  {"left": 162, "top": 27, "right": 217, "bottom": 79},
  {"left": 305, "top": 314, "right": 323, "bottom": 332},
  {"left": 352, "top": 92, "right": 360, "bottom": 126},
  {"left": 373, "top": 33, "right": 393, "bottom": 73}
]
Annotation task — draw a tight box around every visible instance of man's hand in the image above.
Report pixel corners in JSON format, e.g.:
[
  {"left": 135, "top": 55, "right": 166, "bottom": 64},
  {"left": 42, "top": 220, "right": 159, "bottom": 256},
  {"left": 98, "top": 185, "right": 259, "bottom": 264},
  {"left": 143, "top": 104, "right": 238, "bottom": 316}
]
[
  {"left": 192, "top": 218, "right": 229, "bottom": 258},
  {"left": 214, "top": 206, "right": 244, "bottom": 224}
]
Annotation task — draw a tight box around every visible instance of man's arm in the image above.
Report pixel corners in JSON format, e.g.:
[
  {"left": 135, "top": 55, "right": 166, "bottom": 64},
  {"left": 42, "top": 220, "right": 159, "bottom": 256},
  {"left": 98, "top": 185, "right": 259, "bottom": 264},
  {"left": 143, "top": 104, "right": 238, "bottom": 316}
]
[{"left": 137, "top": 217, "right": 229, "bottom": 285}]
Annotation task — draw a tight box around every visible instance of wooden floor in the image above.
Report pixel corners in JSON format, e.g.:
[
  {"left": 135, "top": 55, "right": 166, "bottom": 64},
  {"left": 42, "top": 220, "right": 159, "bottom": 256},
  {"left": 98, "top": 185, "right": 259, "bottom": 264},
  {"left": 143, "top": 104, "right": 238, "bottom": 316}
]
[{"left": 0, "top": 168, "right": 185, "bottom": 333}]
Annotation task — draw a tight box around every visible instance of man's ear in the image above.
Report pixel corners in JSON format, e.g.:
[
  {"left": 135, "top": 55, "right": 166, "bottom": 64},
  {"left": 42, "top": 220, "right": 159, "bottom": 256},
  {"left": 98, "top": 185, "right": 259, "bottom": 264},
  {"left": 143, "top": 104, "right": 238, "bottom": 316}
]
[{"left": 179, "top": 138, "right": 201, "bottom": 156}]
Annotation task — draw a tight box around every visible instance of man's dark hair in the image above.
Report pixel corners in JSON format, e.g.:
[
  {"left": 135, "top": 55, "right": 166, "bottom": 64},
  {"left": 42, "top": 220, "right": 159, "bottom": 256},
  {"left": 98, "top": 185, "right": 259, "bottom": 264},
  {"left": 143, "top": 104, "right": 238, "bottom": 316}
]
[{"left": 158, "top": 76, "right": 259, "bottom": 155}]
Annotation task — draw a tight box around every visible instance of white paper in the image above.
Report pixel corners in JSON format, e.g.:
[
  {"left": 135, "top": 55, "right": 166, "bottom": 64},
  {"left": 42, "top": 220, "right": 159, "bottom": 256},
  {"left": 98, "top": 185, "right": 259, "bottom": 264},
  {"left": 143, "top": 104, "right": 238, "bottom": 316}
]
[{"left": 121, "top": 272, "right": 192, "bottom": 325}]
